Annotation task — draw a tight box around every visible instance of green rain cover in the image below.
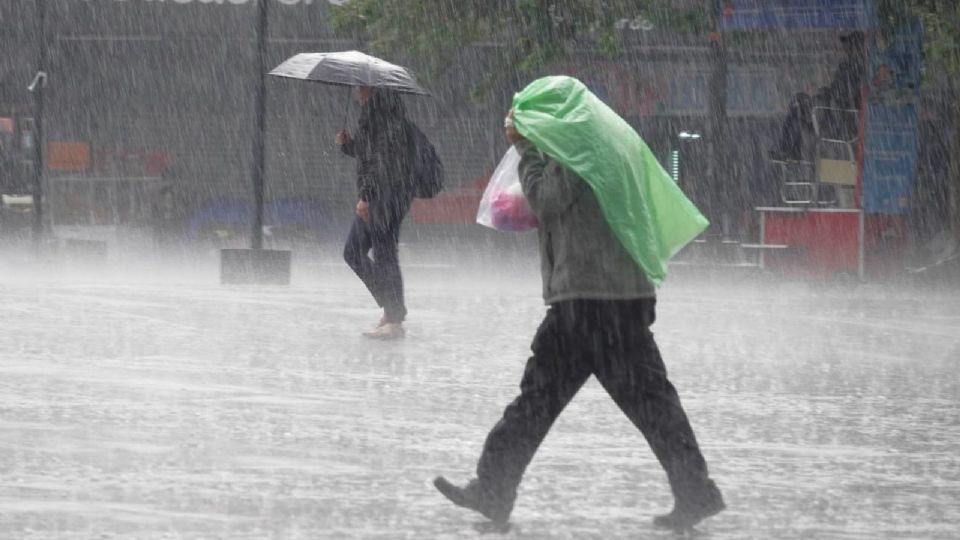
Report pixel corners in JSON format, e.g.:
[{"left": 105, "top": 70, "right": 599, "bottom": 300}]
[{"left": 511, "top": 76, "right": 709, "bottom": 285}]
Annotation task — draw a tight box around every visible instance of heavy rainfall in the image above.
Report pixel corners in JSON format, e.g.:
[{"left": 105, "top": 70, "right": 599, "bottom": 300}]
[{"left": 0, "top": 1, "right": 958, "bottom": 539}]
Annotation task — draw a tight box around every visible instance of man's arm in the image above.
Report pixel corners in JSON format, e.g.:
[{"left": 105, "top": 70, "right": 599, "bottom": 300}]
[{"left": 515, "top": 139, "right": 587, "bottom": 222}]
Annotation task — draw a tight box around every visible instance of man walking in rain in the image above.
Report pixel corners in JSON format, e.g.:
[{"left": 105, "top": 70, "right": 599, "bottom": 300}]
[
  {"left": 270, "top": 51, "right": 435, "bottom": 339},
  {"left": 337, "top": 87, "right": 414, "bottom": 339},
  {"left": 434, "top": 77, "right": 724, "bottom": 531}
]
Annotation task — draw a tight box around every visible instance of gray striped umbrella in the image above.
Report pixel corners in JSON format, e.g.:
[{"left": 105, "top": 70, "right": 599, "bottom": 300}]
[{"left": 268, "top": 50, "right": 430, "bottom": 96}]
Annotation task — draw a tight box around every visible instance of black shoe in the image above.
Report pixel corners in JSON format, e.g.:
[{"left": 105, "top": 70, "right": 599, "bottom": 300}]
[
  {"left": 653, "top": 481, "right": 725, "bottom": 531},
  {"left": 433, "top": 476, "right": 512, "bottom": 524}
]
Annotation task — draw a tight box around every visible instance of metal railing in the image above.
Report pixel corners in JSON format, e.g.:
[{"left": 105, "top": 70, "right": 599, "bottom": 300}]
[{"left": 771, "top": 106, "right": 859, "bottom": 207}]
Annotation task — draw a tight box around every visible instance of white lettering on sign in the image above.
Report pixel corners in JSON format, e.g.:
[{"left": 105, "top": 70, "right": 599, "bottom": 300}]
[
  {"left": 614, "top": 16, "right": 655, "bottom": 32},
  {"left": 82, "top": 0, "right": 326, "bottom": 5}
]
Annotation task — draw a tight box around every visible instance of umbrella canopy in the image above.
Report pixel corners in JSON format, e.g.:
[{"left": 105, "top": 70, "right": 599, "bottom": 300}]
[{"left": 268, "top": 50, "right": 429, "bottom": 95}]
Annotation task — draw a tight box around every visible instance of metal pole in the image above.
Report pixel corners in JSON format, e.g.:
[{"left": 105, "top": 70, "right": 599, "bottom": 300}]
[
  {"left": 857, "top": 209, "right": 865, "bottom": 281},
  {"left": 250, "top": 0, "right": 268, "bottom": 250},
  {"left": 705, "top": 0, "right": 728, "bottom": 239},
  {"left": 31, "top": 0, "right": 47, "bottom": 246}
]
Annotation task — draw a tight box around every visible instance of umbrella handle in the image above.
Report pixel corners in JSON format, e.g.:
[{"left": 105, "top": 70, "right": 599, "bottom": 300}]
[{"left": 342, "top": 90, "right": 352, "bottom": 130}]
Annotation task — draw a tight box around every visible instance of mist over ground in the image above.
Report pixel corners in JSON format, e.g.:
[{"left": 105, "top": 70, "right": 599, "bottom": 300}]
[{"left": 1, "top": 241, "right": 958, "bottom": 539}]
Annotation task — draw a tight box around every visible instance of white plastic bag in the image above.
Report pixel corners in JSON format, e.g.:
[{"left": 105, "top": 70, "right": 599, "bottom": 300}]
[{"left": 476, "top": 146, "right": 538, "bottom": 232}]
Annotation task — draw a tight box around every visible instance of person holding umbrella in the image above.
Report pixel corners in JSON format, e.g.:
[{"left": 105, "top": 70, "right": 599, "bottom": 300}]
[
  {"left": 270, "top": 51, "right": 434, "bottom": 339},
  {"left": 337, "top": 86, "right": 414, "bottom": 339},
  {"left": 433, "top": 77, "right": 724, "bottom": 531}
]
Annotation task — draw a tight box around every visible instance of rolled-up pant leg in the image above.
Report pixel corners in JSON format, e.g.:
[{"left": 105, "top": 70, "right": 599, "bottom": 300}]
[
  {"left": 368, "top": 208, "right": 406, "bottom": 323},
  {"left": 342, "top": 205, "right": 407, "bottom": 323}
]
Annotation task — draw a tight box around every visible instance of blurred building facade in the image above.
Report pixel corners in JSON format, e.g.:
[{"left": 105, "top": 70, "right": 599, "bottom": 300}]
[{"left": 0, "top": 0, "right": 947, "bottom": 245}]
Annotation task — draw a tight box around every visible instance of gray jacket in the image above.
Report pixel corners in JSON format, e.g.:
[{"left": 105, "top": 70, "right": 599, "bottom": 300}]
[{"left": 516, "top": 140, "right": 655, "bottom": 304}]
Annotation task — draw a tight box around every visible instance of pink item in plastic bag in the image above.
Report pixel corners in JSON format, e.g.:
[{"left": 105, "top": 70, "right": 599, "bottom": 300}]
[
  {"left": 476, "top": 147, "right": 538, "bottom": 232},
  {"left": 490, "top": 187, "right": 538, "bottom": 232}
]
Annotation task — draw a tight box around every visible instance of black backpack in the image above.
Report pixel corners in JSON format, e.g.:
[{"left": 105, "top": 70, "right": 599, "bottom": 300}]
[{"left": 406, "top": 122, "right": 444, "bottom": 199}]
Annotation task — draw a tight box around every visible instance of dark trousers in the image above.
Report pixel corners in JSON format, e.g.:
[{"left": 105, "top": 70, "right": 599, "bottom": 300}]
[
  {"left": 476, "top": 298, "right": 712, "bottom": 509},
  {"left": 342, "top": 200, "right": 409, "bottom": 323}
]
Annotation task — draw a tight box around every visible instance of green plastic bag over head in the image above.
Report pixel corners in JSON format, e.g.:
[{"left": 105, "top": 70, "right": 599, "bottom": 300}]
[{"left": 511, "top": 76, "right": 708, "bottom": 285}]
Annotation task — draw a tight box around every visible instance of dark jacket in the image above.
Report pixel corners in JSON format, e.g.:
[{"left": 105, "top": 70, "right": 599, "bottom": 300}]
[
  {"left": 340, "top": 91, "right": 414, "bottom": 204},
  {"left": 515, "top": 140, "right": 656, "bottom": 304},
  {"left": 816, "top": 54, "right": 866, "bottom": 111}
]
